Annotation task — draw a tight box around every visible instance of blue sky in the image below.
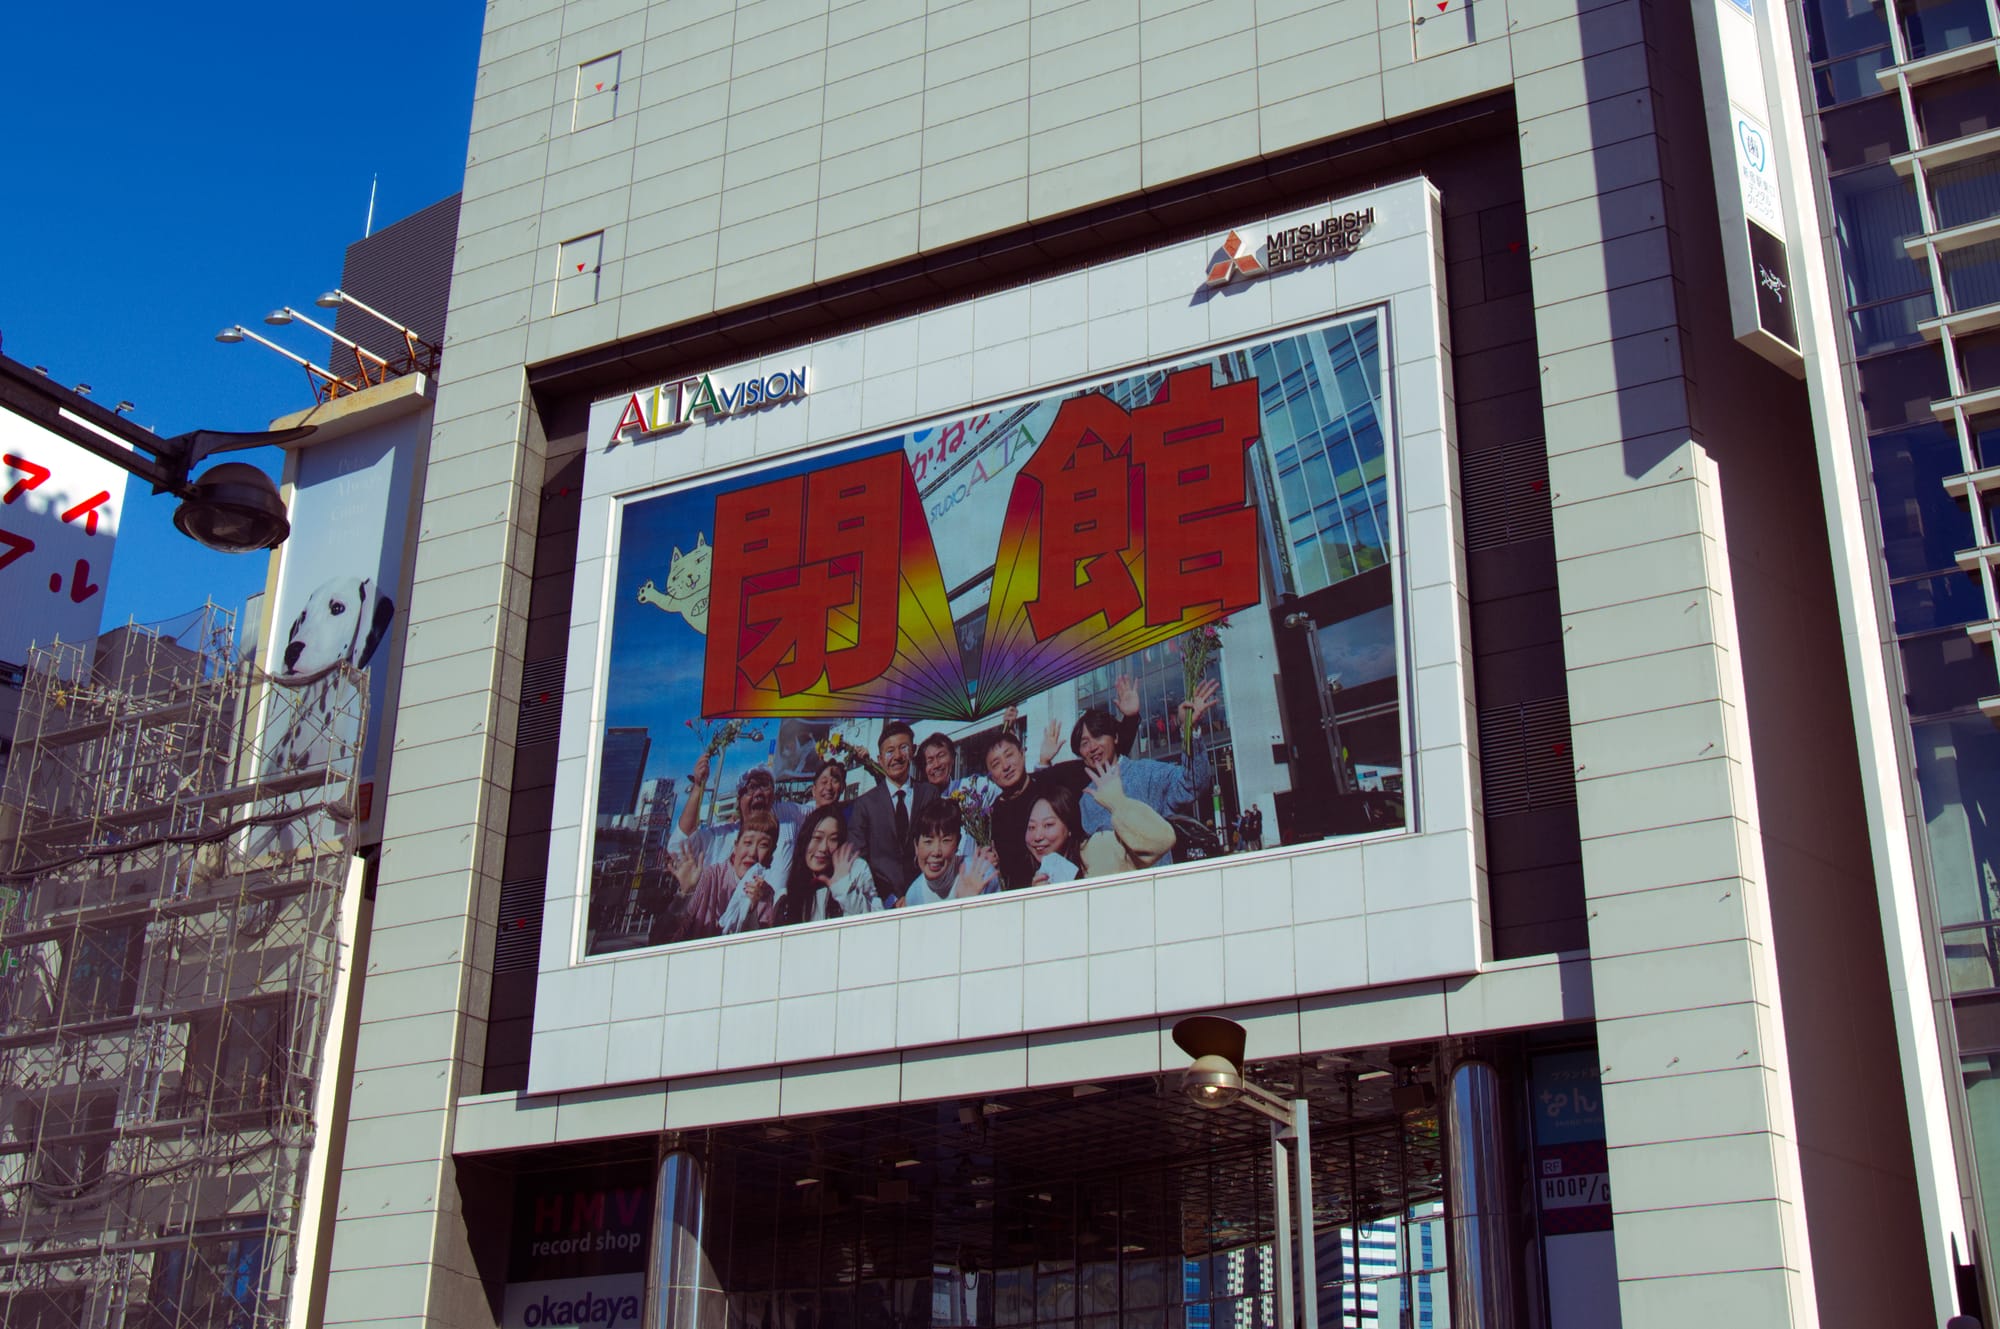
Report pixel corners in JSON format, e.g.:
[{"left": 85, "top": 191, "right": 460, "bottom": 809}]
[{"left": 0, "top": 6, "right": 483, "bottom": 633}]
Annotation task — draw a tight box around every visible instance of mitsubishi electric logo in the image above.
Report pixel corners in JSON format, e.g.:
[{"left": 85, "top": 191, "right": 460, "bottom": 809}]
[
  {"left": 1207, "top": 231, "right": 1266, "bottom": 285},
  {"left": 1203, "top": 207, "right": 1375, "bottom": 288}
]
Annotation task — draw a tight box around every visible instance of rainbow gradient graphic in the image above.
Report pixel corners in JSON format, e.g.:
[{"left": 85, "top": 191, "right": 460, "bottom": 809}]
[
  {"left": 702, "top": 451, "right": 974, "bottom": 719},
  {"left": 977, "top": 368, "right": 1265, "bottom": 713},
  {"left": 699, "top": 370, "right": 1265, "bottom": 721}
]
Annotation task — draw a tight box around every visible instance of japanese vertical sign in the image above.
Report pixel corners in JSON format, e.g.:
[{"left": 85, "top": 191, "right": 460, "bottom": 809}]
[
  {"left": 585, "top": 314, "right": 1407, "bottom": 957},
  {"left": 0, "top": 408, "right": 128, "bottom": 665},
  {"left": 1691, "top": 0, "right": 1802, "bottom": 359},
  {"left": 1530, "top": 1048, "right": 1621, "bottom": 1329}
]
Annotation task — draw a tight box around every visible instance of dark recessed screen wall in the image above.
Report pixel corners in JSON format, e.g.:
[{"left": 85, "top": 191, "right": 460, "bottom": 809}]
[{"left": 478, "top": 96, "right": 1586, "bottom": 1093}]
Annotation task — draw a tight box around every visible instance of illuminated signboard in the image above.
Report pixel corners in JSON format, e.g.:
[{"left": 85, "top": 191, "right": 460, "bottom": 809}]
[{"left": 581, "top": 310, "right": 1408, "bottom": 957}]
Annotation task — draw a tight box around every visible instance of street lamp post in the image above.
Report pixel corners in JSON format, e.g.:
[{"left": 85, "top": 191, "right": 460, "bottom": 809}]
[
  {"left": 1173, "top": 1016, "right": 1320, "bottom": 1329},
  {"left": 264, "top": 307, "right": 393, "bottom": 388},
  {"left": 313, "top": 289, "right": 439, "bottom": 378},
  {"left": 0, "top": 352, "right": 307, "bottom": 553},
  {"left": 215, "top": 324, "right": 350, "bottom": 405}
]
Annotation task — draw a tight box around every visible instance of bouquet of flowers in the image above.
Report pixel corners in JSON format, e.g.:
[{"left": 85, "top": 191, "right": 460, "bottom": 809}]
[
  {"left": 813, "top": 731, "right": 884, "bottom": 780},
  {"left": 945, "top": 775, "right": 1002, "bottom": 849},
  {"left": 684, "top": 718, "right": 767, "bottom": 783},
  {"left": 1178, "top": 620, "right": 1227, "bottom": 752}
]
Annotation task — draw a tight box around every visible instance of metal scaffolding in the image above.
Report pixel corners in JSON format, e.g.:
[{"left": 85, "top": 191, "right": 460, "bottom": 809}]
[{"left": 0, "top": 605, "right": 363, "bottom": 1329}]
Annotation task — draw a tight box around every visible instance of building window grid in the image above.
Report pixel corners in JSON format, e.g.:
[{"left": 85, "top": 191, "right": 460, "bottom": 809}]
[
  {"left": 1851, "top": 0, "right": 2000, "bottom": 689},
  {"left": 1876, "top": 0, "right": 2000, "bottom": 487},
  {"left": 1249, "top": 325, "right": 1391, "bottom": 597},
  {"left": 1892, "top": 0, "right": 1997, "bottom": 59}
]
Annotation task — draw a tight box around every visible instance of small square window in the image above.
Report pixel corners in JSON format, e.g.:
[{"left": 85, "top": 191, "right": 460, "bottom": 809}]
[
  {"left": 556, "top": 233, "right": 604, "bottom": 314},
  {"left": 1412, "top": 0, "right": 1475, "bottom": 57},
  {"left": 574, "top": 52, "right": 621, "bottom": 132}
]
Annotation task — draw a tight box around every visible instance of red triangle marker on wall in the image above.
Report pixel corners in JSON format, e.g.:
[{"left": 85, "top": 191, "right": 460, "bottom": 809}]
[
  {"left": 595, "top": 82, "right": 604, "bottom": 90},
  {"left": 577, "top": 263, "right": 587, "bottom": 272},
  {"left": 1436, "top": 2, "right": 1448, "bottom": 10}
]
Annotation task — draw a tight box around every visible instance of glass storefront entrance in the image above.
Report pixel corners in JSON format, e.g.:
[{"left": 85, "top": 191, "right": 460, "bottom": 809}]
[{"left": 470, "top": 1037, "right": 1629, "bottom": 1329}]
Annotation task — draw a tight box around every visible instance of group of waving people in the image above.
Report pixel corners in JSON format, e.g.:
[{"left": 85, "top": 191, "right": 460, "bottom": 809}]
[{"left": 641, "top": 676, "right": 1220, "bottom": 946}]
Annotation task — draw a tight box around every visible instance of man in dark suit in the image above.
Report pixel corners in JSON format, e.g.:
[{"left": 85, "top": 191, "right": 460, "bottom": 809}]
[{"left": 848, "top": 721, "right": 936, "bottom": 903}]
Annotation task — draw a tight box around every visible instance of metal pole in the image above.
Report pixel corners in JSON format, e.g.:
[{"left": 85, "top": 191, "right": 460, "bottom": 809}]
[
  {"left": 1444, "top": 1058, "right": 1517, "bottom": 1329},
  {"left": 646, "top": 1146, "right": 726, "bottom": 1329},
  {"left": 1293, "top": 1099, "right": 1320, "bottom": 1329},
  {"left": 1272, "top": 1120, "right": 1295, "bottom": 1329}
]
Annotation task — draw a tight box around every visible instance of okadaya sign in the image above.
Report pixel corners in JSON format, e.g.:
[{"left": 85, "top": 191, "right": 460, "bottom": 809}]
[
  {"left": 505, "top": 1168, "right": 649, "bottom": 1327},
  {"left": 503, "top": 1274, "right": 645, "bottom": 1329},
  {"left": 603, "top": 365, "right": 809, "bottom": 445}
]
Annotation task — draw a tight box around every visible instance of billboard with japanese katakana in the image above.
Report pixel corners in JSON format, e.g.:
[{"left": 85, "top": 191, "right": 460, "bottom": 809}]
[
  {"left": 583, "top": 311, "right": 1407, "bottom": 956},
  {"left": 0, "top": 407, "right": 129, "bottom": 667}
]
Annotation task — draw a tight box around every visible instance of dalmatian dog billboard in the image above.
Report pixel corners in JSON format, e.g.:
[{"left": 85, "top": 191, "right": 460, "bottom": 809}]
[
  {"left": 268, "top": 573, "right": 397, "bottom": 774},
  {"left": 255, "top": 415, "right": 421, "bottom": 850}
]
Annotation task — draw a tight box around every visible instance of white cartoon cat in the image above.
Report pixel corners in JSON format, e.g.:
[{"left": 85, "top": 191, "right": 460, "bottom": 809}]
[{"left": 637, "top": 533, "right": 712, "bottom": 634}]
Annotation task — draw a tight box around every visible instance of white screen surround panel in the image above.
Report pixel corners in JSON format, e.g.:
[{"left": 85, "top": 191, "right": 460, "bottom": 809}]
[{"left": 527, "top": 177, "right": 1479, "bottom": 1096}]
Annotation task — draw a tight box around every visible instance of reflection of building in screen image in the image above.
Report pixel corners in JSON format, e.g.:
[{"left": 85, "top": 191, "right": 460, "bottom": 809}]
[{"left": 583, "top": 312, "right": 1405, "bottom": 957}]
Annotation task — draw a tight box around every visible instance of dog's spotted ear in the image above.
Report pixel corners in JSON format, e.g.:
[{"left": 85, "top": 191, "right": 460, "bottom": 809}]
[{"left": 358, "top": 592, "right": 396, "bottom": 669}]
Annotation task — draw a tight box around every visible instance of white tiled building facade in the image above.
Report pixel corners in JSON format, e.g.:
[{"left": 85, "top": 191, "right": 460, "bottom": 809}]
[{"left": 317, "top": 3, "right": 1975, "bottom": 1328}]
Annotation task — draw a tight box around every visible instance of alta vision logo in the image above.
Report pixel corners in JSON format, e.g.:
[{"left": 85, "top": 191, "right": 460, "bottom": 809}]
[{"left": 608, "top": 366, "right": 809, "bottom": 443}]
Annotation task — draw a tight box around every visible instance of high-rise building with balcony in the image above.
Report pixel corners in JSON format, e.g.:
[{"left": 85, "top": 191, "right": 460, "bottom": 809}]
[{"left": 1791, "top": 0, "right": 2000, "bottom": 1292}]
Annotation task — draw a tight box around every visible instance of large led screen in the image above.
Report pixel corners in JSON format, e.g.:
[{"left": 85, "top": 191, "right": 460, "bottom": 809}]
[{"left": 584, "top": 312, "right": 1406, "bottom": 956}]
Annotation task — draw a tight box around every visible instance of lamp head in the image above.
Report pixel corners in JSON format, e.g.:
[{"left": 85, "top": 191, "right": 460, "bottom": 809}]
[
  {"left": 263, "top": 308, "right": 295, "bottom": 326},
  {"left": 314, "top": 290, "right": 345, "bottom": 309},
  {"left": 172, "top": 462, "right": 290, "bottom": 553},
  {"left": 214, "top": 326, "right": 246, "bottom": 344},
  {"left": 1182, "top": 1053, "right": 1244, "bottom": 1110},
  {"left": 1172, "top": 1016, "right": 1250, "bottom": 1110},
  {"left": 1171, "top": 1015, "right": 1247, "bottom": 1064}
]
